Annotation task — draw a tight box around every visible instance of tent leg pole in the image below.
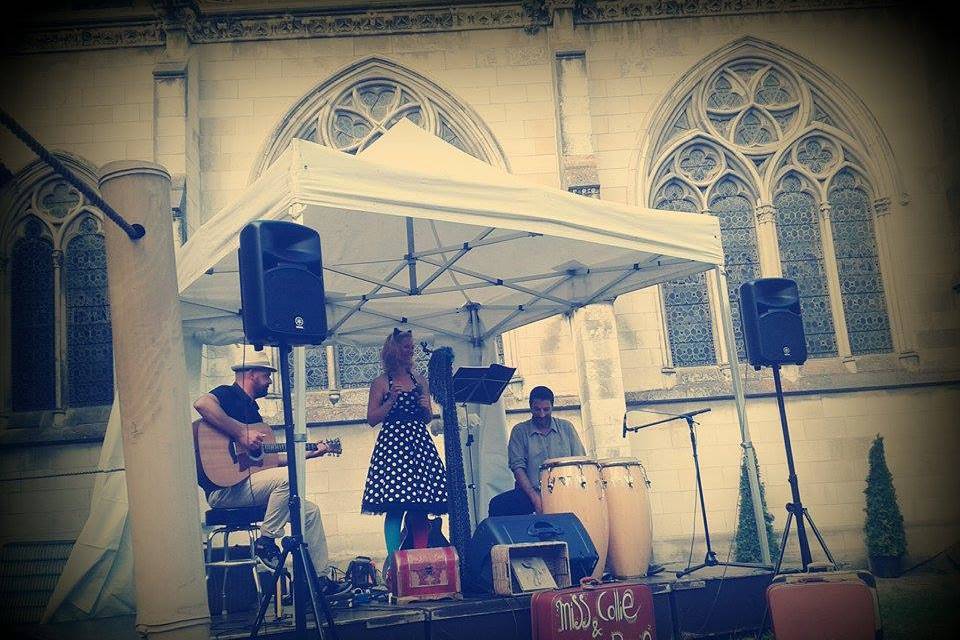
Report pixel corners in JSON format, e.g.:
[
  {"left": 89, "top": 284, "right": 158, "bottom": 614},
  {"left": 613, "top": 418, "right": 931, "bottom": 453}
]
[{"left": 714, "top": 267, "right": 772, "bottom": 567}]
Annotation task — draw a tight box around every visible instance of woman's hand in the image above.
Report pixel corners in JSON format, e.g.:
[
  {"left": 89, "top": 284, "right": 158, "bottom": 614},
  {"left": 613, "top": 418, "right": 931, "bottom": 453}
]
[{"left": 418, "top": 392, "right": 432, "bottom": 416}]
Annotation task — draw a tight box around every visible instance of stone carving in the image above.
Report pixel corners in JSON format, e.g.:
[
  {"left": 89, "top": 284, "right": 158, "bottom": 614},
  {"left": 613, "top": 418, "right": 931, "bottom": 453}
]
[
  {"left": 577, "top": 0, "right": 889, "bottom": 23},
  {"left": 13, "top": 1, "right": 887, "bottom": 52}
]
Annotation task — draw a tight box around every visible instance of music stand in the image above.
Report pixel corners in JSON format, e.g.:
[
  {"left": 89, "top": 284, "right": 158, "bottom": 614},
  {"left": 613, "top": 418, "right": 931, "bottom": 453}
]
[
  {"left": 452, "top": 364, "right": 515, "bottom": 523},
  {"left": 452, "top": 364, "right": 515, "bottom": 405}
]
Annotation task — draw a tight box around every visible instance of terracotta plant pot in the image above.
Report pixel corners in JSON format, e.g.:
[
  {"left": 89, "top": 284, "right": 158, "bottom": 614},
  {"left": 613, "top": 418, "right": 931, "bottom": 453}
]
[{"left": 868, "top": 554, "right": 901, "bottom": 578}]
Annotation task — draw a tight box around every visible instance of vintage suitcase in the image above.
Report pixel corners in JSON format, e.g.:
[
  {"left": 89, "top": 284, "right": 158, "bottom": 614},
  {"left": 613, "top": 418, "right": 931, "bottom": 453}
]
[
  {"left": 530, "top": 579, "right": 657, "bottom": 640},
  {"left": 467, "top": 514, "right": 598, "bottom": 593},
  {"left": 385, "top": 546, "right": 463, "bottom": 604},
  {"left": 766, "top": 570, "right": 882, "bottom": 640}
]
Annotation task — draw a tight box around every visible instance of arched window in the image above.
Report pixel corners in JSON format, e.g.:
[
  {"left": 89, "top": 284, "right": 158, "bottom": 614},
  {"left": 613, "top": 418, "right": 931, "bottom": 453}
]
[
  {"left": 64, "top": 216, "right": 114, "bottom": 407},
  {"left": 773, "top": 173, "right": 837, "bottom": 357},
  {"left": 10, "top": 219, "right": 56, "bottom": 412},
  {"left": 253, "top": 57, "right": 506, "bottom": 389},
  {"left": 2, "top": 157, "right": 114, "bottom": 420},
  {"left": 643, "top": 39, "right": 897, "bottom": 368},
  {"left": 828, "top": 170, "right": 893, "bottom": 354}
]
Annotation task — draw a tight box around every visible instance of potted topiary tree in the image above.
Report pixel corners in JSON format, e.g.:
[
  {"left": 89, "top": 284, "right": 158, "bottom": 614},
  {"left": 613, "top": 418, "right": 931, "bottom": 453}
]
[
  {"left": 863, "top": 434, "right": 907, "bottom": 577},
  {"left": 734, "top": 451, "right": 779, "bottom": 564}
]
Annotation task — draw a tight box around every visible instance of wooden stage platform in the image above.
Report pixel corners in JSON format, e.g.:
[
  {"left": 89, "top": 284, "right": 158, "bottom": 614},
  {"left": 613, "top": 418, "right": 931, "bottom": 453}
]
[{"left": 210, "top": 565, "right": 775, "bottom": 640}]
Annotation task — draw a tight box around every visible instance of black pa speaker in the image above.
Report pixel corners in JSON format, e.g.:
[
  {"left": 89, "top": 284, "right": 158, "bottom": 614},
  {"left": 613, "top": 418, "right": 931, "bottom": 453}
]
[
  {"left": 238, "top": 220, "right": 327, "bottom": 346},
  {"left": 465, "top": 514, "right": 598, "bottom": 593},
  {"left": 738, "top": 277, "right": 807, "bottom": 368}
]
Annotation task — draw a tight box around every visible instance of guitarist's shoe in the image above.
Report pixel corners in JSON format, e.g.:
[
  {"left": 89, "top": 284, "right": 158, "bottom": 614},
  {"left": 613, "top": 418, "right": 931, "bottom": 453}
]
[{"left": 254, "top": 535, "right": 283, "bottom": 571}]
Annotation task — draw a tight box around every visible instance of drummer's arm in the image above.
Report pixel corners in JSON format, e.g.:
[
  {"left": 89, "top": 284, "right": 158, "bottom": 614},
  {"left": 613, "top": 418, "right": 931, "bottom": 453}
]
[
  {"left": 508, "top": 427, "right": 543, "bottom": 513},
  {"left": 513, "top": 468, "right": 542, "bottom": 513}
]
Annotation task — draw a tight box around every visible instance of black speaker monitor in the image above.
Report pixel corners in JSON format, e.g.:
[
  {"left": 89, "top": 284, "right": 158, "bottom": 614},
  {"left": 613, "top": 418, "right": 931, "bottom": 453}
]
[
  {"left": 465, "top": 514, "right": 598, "bottom": 594},
  {"left": 238, "top": 220, "right": 327, "bottom": 346},
  {"left": 738, "top": 277, "right": 807, "bottom": 369}
]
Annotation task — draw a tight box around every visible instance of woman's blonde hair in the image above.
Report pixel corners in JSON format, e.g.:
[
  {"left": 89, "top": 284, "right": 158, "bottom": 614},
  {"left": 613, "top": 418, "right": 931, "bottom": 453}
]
[{"left": 381, "top": 328, "right": 413, "bottom": 375}]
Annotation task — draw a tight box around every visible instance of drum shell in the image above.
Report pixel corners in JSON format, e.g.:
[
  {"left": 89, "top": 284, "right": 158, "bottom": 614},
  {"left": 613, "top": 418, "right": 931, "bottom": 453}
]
[
  {"left": 539, "top": 457, "right": 608, "bottom": 579},
  {"left": 599, "top": 459, "right": 652, "bottom": 578}
]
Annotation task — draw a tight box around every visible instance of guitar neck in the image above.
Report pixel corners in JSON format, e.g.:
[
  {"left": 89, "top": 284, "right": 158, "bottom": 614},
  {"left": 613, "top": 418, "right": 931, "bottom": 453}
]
[{"left": 260, "top": 442, "right": 321, "bottom": 454}]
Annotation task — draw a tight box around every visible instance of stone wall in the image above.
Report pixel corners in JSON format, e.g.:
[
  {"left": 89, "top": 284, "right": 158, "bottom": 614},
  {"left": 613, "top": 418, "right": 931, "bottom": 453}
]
[{"left": 1, "top": 4, "right": 958, "bottom": 573}]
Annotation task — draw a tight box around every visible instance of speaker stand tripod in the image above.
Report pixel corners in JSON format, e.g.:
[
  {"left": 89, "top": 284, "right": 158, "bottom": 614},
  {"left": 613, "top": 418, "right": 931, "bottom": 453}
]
[
  {"left": 769, "top": 363, "right": 835, "bottom": 574},
  {"left": 250, "top": 343, "right": 338, "bottom": 640}
]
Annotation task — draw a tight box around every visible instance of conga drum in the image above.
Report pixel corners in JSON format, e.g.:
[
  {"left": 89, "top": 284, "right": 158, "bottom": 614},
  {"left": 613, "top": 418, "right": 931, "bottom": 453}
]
[
  {"left": 540, "top": 456, "right": 608, "bottom": 579},
  {"left": 599, "top": 457, "right": 652, "bottom": 578}
]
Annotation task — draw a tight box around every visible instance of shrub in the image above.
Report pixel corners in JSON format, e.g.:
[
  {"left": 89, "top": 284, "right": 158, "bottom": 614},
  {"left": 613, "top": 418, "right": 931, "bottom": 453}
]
[
  {"left": 864, "top": 434, "right": 907, "bottom": 558},
  {"left": 734, "top": 451, "right": 779, "bottom": 563}
]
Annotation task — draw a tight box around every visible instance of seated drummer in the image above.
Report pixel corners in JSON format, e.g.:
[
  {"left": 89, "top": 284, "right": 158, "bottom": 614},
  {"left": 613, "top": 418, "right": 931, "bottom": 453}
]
[{"left": 487, "top": 386, "right": 586, "bottom": 517}]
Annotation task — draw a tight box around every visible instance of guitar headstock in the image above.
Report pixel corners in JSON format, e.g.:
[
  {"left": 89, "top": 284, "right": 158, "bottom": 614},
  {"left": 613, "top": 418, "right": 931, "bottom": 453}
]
[{"left": 323, "top": 438, "right": 342, "bottom": 456}]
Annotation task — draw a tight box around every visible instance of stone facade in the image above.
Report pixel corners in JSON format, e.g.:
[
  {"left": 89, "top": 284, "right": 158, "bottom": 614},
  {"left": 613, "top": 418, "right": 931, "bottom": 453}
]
[{"left": 1, "top": 1, "right": 958, "bottom": 577}]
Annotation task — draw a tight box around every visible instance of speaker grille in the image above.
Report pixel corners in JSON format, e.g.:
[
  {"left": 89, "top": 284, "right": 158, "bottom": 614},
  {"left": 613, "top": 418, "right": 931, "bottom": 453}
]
[
  {"left": 757, "top": 310, "right": 807, "bottom": 364},
  {"left": 262, "top": 267, "right": 326, "bottom": 338}
]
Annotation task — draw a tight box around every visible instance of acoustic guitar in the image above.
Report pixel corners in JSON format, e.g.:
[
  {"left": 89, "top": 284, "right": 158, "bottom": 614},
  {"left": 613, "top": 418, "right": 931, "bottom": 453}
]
[{"left": 193, "top": 419, "right": 342, "bottom": 488}]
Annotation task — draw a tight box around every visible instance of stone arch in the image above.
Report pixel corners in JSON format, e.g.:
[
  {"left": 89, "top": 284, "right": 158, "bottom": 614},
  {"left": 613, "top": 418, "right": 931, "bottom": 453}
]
[
  {"left": 249, "top": 56, "right": 509, "bottom": 183},
  {"left": 637, "top": 36, "right": 904, "bottom": 206}
]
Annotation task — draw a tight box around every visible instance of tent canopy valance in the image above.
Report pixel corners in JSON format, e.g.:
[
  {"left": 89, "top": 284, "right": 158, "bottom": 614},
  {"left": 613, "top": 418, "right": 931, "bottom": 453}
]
[{"left": 176, "top": 119, "right": 722, "bottom": 347}]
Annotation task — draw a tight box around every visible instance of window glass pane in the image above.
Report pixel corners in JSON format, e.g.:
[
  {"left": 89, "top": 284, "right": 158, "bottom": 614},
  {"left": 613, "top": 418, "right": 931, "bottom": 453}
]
[
  {"left": 11, "top": 221, "right": 56, "bottom": 411},
  {"left": 65, "top": 219, "right": 114, "bottom": 407}
]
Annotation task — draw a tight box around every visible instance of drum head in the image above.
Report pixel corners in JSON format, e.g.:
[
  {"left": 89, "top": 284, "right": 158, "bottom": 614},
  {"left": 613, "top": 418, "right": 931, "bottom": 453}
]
[
  {"left": 540, "top": 456, "right": 597, "bottom": 470},
  {"left": 598, "top": 457, "right": 641, "bottom": 468}
]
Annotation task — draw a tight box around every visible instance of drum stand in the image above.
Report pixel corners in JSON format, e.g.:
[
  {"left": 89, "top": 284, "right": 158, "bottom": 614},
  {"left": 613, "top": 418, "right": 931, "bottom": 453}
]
[{"left": 624, "top": 408, "right": 771, "bottom": 578}]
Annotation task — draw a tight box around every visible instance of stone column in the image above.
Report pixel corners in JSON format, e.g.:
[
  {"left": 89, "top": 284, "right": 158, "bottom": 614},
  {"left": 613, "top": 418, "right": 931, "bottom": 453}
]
[
  {"left": 754, "top": 202, "right": 781, "bottom": 277},
  {"left": 570, "top": 303, "right": 627, "bottom": 460},
  {"left": 98, "top": 161, "right": 209, "bottom": 640}
]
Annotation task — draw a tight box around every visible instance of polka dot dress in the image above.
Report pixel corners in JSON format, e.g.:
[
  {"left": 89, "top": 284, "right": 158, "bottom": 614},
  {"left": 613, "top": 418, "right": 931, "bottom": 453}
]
[{"left": 361, "top": 374, "right": 449, "bottom": 515}]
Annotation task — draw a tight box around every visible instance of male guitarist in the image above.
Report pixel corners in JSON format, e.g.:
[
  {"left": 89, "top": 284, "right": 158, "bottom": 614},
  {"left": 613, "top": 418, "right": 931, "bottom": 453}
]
[{"left": 194, "top": 350, "right": 333, "bottom": 579}]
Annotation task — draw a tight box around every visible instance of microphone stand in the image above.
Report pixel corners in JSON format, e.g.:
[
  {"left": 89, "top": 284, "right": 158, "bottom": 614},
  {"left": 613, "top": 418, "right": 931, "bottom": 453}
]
[{"left": 624, "top": 407, "right": 772, "bottom": 577}]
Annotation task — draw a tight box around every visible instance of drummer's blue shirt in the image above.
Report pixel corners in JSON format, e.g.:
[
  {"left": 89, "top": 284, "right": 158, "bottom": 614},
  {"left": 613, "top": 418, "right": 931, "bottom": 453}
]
[{"left": 508, "top": 417, "right": 586, "bottom": 491}]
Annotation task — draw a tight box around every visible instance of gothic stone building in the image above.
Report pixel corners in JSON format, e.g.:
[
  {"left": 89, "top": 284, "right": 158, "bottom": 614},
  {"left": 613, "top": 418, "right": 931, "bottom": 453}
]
[{"left": 0, "top": 0, "right": 958, "bottom": 617}]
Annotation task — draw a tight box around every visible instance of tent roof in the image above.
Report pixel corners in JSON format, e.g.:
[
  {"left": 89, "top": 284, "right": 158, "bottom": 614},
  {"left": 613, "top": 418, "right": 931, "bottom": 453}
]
[{"left": 177, "top": 119, "right": 722, "bottom": 347}]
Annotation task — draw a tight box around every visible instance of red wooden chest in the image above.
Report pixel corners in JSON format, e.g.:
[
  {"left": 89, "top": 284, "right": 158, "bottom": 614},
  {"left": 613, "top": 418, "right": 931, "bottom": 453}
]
[
  {"left": 386, "top": 546, "right": 462, "bottom": 604},
  {"left": 530, "top": 579, "right": 657, "bottom": 640}
]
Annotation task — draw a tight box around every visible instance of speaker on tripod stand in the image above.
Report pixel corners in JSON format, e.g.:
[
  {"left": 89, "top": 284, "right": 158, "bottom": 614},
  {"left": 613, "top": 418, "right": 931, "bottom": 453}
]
[
  {"left": 738, "top": 278, "right": 835, "bottom": 573},
  {"left": 238, "top": 220, "right": 337, "bottom": 639}
]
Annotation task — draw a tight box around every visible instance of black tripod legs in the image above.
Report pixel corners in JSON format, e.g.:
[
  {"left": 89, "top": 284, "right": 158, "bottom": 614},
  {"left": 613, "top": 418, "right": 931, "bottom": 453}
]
[
  {"left": 774, "top": 502, "right": 837, "bottom": 574},
  {"left": 250, "top": 537, "right": 338, "bottom": 640}
]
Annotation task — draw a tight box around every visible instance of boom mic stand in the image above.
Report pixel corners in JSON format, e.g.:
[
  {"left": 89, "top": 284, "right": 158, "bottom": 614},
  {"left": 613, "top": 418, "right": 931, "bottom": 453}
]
[
  {"left": 769, "top": 363, "right": 835, "bottom": 574},
  {"left": 624, "top": 407, "right": 771, "bottom": 577},
  {"left": 250, "top": 343, "right": 337, "bottom": 640}
]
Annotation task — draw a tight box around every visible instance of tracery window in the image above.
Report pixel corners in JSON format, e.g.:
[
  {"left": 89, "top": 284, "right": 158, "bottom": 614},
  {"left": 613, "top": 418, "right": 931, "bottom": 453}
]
[
  {"left": 254, "top": 59, "right": 505, "bottom": 390},
  {"left": 3, "top": 163, "right": 114, "bottom": 418},
  {"left": 647, "top": 48, "right": 894, "bottom": 367}
]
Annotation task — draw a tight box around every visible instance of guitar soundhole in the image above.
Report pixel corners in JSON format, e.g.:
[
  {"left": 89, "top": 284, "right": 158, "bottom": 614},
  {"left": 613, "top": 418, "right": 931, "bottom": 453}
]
[{"left": 229, "top": 441, "right": 263, "bottom": 464}]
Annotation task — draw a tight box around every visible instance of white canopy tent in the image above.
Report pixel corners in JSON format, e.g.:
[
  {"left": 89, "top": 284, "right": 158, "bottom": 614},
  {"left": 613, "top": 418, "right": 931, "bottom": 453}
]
[
  {"left": 175, "top": 118, "right": 734, "bottom": 524},
  {"left": 177, "top": 119, "right": 723, "bottom": 347}
]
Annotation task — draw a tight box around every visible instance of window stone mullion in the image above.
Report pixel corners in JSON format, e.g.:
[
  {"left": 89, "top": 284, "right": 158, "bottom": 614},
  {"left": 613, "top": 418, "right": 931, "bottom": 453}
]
[
  {"left": 52, "top": 249, "right": 66, "bottom": 414},
  {"left": 817, "top": 202, "right": 855, "bottom": 367},
  {"left": 754, "top": 202, "right": 782, "bottom": 277}
]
